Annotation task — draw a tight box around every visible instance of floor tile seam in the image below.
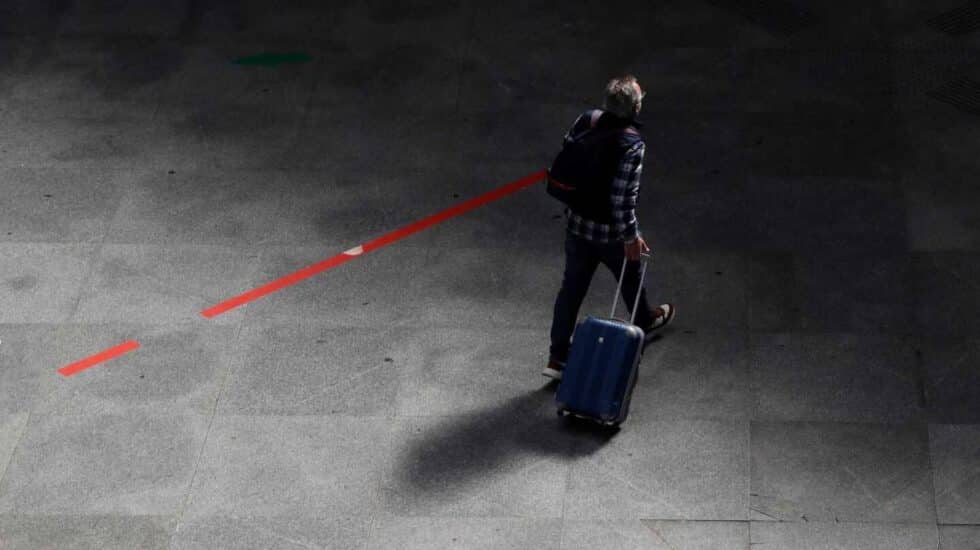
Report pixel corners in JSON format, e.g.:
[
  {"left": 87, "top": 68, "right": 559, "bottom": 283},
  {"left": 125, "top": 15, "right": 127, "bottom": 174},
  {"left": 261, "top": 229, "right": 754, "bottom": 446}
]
[
  {"left": 746, "top": 400, "right": 753, "bottom": 528},
  {"left": 931, "top": 461, "right": 980, "bottom": 502},
  {"left": 747, "top": 414, "right": 931, "bottom": 426},
  {"left": 165, "top": 312, "right": 247, "bottom": 547},
  {"left": 288, "top": 45, "right": 325, "bottom": 155},
  {"left": 450, "top": 0, "right": 476, "bottom": 117},
  {"left": 363, "top": 409, "right": 404, "bottom": 550},
  {"left": 744, "top": 517, "right": 948, "bottom": 527},
  {"left": 559, "top": 435, "right": 572, "bottom": 549},
  {"left": 924, "top": 423, "right": 953, "bottom": 526},
  {"left": 746, "top": 418, "right": 935, "bottom": 428},
  {"left": 64, "top": 203, "right": 124, "bottom": 323},
  {"left": 0, "top": 412, "right": 31, "bottom": 499}
]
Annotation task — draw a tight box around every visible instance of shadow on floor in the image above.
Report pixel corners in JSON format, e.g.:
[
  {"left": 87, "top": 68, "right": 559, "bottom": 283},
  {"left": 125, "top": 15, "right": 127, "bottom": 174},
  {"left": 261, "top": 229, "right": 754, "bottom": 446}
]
[{"left": 392, "top": 341, "right": 662, "bottom": 496}]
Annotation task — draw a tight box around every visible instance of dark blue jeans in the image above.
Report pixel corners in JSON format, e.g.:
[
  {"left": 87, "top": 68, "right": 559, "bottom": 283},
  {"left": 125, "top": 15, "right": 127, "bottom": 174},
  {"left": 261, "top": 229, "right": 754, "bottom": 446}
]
[{"left": 549, "top": 231, "right": 656, "bottom": 364}]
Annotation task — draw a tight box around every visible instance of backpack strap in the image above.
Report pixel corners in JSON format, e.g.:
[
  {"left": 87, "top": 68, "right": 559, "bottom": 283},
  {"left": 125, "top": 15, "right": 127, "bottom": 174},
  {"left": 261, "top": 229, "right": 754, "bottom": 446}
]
[
  {"left": 589, "top": 109, "right": 640, "bottom": 135},
  {"left": 589, "top": 109, "right": 603, "bottom": 127},
  {"left": 570, "top": 110, "right": 641, "bottom": 142}
]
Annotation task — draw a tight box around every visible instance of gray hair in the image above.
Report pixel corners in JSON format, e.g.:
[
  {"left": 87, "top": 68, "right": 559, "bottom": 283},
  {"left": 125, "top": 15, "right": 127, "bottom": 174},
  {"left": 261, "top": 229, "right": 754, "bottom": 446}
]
[{"left": 603, "top": 75, "right": 642, "bottom": 119}]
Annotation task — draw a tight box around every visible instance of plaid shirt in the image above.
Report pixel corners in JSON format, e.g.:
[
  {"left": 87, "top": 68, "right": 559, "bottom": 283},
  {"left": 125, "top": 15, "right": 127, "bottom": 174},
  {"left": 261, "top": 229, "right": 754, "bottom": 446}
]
[{"left": 563, "top": 110, "right": 644, "bottom": 244}]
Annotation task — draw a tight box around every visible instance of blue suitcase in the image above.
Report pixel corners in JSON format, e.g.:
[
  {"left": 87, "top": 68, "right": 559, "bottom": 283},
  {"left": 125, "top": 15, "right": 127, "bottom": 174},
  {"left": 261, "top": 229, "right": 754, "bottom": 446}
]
[{"left": 556, "top": 256, "right": 648, "bottom": 427}]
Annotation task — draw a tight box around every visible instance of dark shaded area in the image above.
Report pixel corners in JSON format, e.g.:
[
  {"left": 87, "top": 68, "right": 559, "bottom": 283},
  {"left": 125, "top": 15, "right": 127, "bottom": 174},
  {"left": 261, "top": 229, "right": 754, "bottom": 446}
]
[
  {"left": 395, "top": 384, "right": 617, "bottom": 494},
  {"left": 703, "top": 0, "right": 819, "bottom": 35}
]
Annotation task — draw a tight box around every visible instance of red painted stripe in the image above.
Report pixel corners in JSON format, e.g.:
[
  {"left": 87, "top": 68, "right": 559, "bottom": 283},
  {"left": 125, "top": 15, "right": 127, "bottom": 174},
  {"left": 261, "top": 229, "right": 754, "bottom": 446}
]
[
  {"left": 58, "top": 340, "right": 140, "bottom": 377},
  {"left": 201, "top": 169, "right": 547, "bottom": 318}
]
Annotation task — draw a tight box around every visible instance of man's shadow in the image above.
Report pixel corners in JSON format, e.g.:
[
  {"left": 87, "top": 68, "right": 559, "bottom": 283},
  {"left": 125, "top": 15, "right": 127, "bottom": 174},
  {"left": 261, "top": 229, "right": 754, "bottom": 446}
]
[{"left": 392, "top": 335, "right": 661, "bottom": 496}]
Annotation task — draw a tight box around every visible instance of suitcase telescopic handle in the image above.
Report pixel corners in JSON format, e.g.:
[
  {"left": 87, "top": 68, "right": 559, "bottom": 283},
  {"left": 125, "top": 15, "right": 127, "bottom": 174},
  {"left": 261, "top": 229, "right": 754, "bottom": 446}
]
[{"left": 610, "top": 253, "right": 651, "bottom": 325}]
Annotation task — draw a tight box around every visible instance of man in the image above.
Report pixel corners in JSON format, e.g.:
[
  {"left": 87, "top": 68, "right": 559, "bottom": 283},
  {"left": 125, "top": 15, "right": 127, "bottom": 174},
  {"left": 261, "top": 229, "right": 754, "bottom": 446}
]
[{"left": 543, "top": 75, "right": 674, "bottom": 381}]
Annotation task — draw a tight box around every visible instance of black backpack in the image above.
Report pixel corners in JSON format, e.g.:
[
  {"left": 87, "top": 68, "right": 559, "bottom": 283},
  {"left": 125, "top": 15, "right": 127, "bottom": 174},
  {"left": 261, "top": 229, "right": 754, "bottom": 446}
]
[{"left": 546, "top": 110, "right": 638, "bottom": 223}]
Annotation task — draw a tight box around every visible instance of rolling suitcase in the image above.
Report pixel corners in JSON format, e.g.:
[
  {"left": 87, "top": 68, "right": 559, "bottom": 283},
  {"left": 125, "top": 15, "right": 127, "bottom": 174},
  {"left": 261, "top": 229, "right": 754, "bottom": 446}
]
[{"left": 556, "top": 255, "right": 649, "bottom": 427}]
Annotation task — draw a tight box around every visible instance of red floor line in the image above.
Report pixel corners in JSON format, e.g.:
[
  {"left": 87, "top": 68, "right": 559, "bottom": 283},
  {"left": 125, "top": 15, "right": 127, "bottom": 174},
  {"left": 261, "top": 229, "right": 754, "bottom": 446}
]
[
  {"left": 58, "top": 340, "right": 140, "bottom": 377},
  {"left": 201, "top": 169, "right": 547, "bottom": 319}
]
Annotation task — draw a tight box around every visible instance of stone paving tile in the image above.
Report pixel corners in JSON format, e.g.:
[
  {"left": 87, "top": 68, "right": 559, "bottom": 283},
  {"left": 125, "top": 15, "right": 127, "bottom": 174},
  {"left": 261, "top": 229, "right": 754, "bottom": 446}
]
[
  {"left": 940, "top": 525, "right": 980, "bottom": 550},
  {"left": 59, "top": 1, "right": 188, "bottom": 37},
  {"left": 184, "top": 3, "right": 350, "bottom": 41},
  {"left": 749, "top": 251, "right": 916, "bottom": 333},
  {"left": 380, "top": 401, "right": 569, "bottom": 518},
  {"left": 105, "top": 168, "right": 293, "bottom": 247},
  {"left": 637, "top": 173, "right": 753, "bottom": 253},
  {"left": 400, "top": 163, "right": 568, "bottom": 254},
  {"left": 746, "top": 252, "right": 801, "bottom": 331},
  {"left": 0, "top": 110, "right": 209, "bottom": 173},
  {"left": 392, "top": 327, "right": 550, "bottom": 417},
  {"left": 0, "top": 324, "right": 64, "bottom": 415},
  {"left": 285, "top": 43, "right": 465, "bottom": 170},
  {"left": 0, "top": 4, "right": 62, "bottom": 35},
  {"left": 899, "top": 111, "right": 980, "bottom": 179},
  {"left": 562, "top": 519, "right": 749, "bottom": 550},
  {"left": 0, "top": 414, "right": 29, "bottom": 484},
  {"left": 790, "top": 253, "right": 914, "bottom": 333},
  {"left": 906, "top": 183, "right": 980, "bottom": 252},
  {"left": 739, "top": 112, "right": 902, "bottom": 178},
  {"left": 70, "top": 243, "right": 257, "bottom": 326},
  {"left": 0, "top": 514, "right": 174, "bottom": 550},
  {"left": 750, "top": 521, "right": 939, "bottom": 550},
  {"left": 751, "top": 422, "right": 936, "bottom": 523},
  {"left": 365, "top": 517, "right": 562, "bottom": 550},
  {"left": 184, "top": 415, "right": 393, "bottom": 520},
  {"left": 35, "top": 323, "right": 241, "bottom": 417},
  {"left": 911, "top": 252, "right": 980, "bottom": 340},
  {"left": 0, "top": 412, "right": 209, "bottom": 515},
  {"left": 218, "top": 322, "right": 400, "bottom": 416},
  {"left": 261, "top": 169, "right": 396, "bottom": 249},
  {"left": 723, "top": 1, "right": 895, "bottom": 49},
  {"left": 633, "top": 48, "right": 738, "bottom": 114},
  {"left": 157, "top": 105, "right": 309, "bottom": 171},
  {"left": 636, "top": 250, "right": 748, "bottom": 330},
  {"left": 473, "top": 0, "right": 742, "bottom": 50},
  {"left": 242, "top": 243, "right": 428, "bottom": 327},
  {"left": 930, "top": 424, "right": 980, "bottom": 524},
  {"left": 564, "top": 420, "right": 749, "bottom": 521},
  {"left": 733, "top": 49, "right": 896, "bottom": 113},
  {"left": 644, "top": 112, "right": 745, "bottom": 177},
  {"left": 638, "top": 330, "right": 751, "bottom": 421},
  {"left": 0, "top": 243, "right": 98, "bottom": 323},
  {"left": 742, "top": 177, "right": 908, "bottom": 254},
  {"left": 408, "top": 245, "right": 563, "bottom": 330},
  {"left": 750, "top": 332, "right": 921, "bottom": 423},
  {"left": 0, "top": 164, "right": 124, "bottom": 244},
  {"left": 320, "top": 30, "right": 462, "bottom": 113},
  {"left": 171, "top": 514, "right": 372, "bottom": 550},
  {"left": 2, "top": 36, "right": 165, "bottom": 121},
  {"left": 154, "top": 39, "right": 319, "bottom": 109},
  {"left": 920, "top": 338, "right": 980, "bottom": 424}
]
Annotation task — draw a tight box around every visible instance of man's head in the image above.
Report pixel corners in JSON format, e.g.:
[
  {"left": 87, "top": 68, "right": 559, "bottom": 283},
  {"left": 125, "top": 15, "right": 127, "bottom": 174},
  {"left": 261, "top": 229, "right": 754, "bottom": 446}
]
[{"left": 603, "top": 75, "right": 644, "bottom": 119}]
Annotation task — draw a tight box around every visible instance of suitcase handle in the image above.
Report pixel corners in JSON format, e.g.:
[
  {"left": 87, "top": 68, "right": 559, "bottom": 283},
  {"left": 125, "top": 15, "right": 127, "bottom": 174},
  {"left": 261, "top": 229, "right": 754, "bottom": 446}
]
[{"left": 610, "top": 253, "right": 650, "bottom": 325}]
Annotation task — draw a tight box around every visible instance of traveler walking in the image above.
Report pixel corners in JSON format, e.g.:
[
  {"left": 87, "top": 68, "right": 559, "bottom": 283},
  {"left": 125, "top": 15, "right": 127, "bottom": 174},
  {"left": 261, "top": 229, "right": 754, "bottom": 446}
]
[{"left": 544, "top": 75, "right": 674, "bottom": 381}]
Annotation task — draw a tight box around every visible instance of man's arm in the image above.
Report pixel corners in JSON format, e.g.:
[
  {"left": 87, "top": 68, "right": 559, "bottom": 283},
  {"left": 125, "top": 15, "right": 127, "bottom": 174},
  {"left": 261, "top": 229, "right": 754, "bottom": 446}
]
[{"left": 611, "top": 141, "right": 644, "bottom": 244}]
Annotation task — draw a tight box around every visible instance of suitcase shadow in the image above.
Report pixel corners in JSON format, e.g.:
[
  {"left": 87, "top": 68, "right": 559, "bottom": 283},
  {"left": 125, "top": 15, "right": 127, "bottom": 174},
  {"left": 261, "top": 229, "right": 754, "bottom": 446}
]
[{"left": 392, "top": 383, "right": 621, "bottom": 496}]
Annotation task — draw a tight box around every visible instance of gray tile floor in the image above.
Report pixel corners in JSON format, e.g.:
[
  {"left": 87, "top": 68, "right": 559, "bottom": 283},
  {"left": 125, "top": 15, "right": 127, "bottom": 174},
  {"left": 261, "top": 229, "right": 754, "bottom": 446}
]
[{"left": 1, "top": 1, "right": 979, "bottom": 549}]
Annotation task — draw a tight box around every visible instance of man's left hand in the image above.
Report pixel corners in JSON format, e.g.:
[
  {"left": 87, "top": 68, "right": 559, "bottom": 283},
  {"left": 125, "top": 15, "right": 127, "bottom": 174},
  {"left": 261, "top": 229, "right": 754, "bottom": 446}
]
[{"left": 624, "top": 236, "right": 650, "bottom": 261}]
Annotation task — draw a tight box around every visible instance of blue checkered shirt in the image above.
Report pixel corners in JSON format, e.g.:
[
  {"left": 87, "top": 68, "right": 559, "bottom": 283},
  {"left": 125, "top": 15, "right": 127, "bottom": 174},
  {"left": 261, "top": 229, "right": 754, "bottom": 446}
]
[{"left": 563, "top": 110, "right": 644, "bottom": 244}]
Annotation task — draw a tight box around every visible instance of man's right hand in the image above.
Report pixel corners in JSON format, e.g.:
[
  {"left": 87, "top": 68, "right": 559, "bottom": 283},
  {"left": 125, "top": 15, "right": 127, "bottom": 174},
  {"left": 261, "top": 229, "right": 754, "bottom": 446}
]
[{"left": 624, "top": 236, "right": 650, "bottom": 261}]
